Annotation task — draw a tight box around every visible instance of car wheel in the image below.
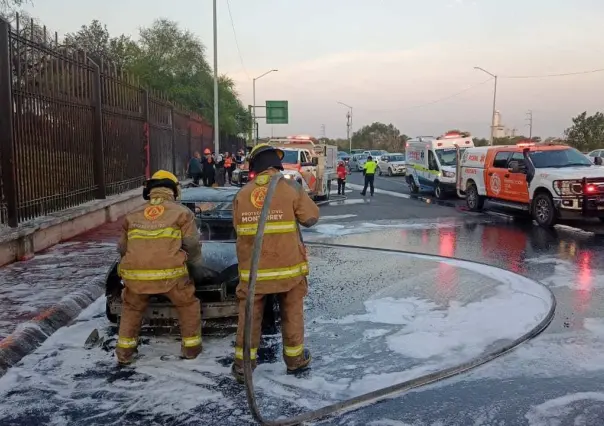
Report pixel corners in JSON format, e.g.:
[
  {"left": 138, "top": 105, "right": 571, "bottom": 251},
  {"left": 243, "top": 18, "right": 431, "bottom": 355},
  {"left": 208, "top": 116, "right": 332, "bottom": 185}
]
[
  {"left": 388, "top": 168, "right": 393, "bottom": 177},
  {"left": 378, "top": 167, "right": 383, "bottom": 176},
  {"left": 409, "top": 177, "right": 419, "bottom": 194},
  {"left": 465, "top": 184, "right": 484, "bottom": 211},
  {"left": 532, "top": 192, "right": 557, "bottom": 228},
  {"left": 434, "top": 182, "right": 445, "bottom": 199}
]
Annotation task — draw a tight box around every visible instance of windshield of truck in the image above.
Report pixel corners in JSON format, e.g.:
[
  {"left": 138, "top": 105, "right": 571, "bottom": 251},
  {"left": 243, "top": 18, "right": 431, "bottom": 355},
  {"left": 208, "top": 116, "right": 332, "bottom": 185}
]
[
  {"left": 390, "top": 155, "right": 405, "bottom": 162},
  {"left": 435, "top": 148, "right": 465, "bottom": 166},
  {"left": 529, "top": 148, "right": 592, "bottom": 168},
  {"left": 282, "top": 150, "right": 299, "bottom": 164}
]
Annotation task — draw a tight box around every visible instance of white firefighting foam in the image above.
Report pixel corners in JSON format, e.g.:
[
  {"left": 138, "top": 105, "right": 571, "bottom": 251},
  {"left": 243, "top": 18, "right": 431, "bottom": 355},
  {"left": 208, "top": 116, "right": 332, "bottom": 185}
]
[{"left": 0, "top": 248, "right": 554, "bottom": 425}]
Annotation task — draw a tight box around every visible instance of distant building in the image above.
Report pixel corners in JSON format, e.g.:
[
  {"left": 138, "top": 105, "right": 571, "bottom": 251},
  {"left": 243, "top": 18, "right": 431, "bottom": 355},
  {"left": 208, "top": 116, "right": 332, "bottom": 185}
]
[{"left": 492, "top": 111, "right": 515, "bottom": 138}]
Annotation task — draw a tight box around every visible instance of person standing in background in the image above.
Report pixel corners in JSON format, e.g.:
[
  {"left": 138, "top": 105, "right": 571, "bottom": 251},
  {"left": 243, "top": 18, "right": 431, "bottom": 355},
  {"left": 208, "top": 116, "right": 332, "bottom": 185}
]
[
  {"left": 360, "top": 155, "right": 377, "bottom": 196},
  {"left": 215, "top": 152, "right": 225, "bottom": 186},
  {"left": 224, "top": 152, "right": 234, "bottom": 185},
  {"left": 202, "top": 148, "right": 216, "bottom": 187},
  {"left": 187, "top": 152, "right": 203, "bottom": 186},
  {"left": 336, "top": 160, "right": 348, "bottom": 195}
]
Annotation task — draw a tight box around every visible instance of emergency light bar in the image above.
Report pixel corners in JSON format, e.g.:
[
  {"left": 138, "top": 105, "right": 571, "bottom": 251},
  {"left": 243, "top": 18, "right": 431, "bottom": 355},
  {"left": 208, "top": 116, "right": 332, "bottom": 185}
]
[{"left": 516, "top": 142, "right": 536, "bottom": 147}]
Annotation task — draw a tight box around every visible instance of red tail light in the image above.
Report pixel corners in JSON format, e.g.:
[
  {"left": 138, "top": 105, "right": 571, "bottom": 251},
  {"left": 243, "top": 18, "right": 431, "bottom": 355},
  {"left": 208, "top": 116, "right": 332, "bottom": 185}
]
[
  {"left": 248, "top": 171, "right": 256, "bottom": 180},
  {"left": 586, "top": 184, "right": 596, "bottom": 193}
]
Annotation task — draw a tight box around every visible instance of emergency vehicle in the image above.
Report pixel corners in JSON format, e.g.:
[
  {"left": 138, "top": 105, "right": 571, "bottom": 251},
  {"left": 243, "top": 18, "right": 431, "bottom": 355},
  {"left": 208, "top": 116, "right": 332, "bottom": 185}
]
[
  {"left": 405, "top": 131, "right": 474, "bottom": 199},
  {"left": 267, "top": 135, "right": 338, "bottom": 200},
  {"left": 457, "top": 142, "right": 604, "bottom": 227}
]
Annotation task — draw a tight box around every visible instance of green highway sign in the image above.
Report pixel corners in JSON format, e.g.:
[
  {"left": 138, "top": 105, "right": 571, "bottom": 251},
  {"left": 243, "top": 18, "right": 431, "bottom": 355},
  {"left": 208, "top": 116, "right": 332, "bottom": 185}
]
[{"left": 266, "top": 100, "right": 288, "bottom": 124}]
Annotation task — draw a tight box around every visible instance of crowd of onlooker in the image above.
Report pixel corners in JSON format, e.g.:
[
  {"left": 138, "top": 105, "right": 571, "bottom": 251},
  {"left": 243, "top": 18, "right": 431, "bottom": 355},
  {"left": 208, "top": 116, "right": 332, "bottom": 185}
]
[{"left": 186, "top": 148, "right": 247, "bottom": 187}]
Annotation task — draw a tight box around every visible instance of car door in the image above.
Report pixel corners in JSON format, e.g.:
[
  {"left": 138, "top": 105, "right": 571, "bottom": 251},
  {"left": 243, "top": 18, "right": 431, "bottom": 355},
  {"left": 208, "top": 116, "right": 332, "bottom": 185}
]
[
  {"left": 427, "top": 150, "right": 440, "bottom": 187},
  {"left": 486, "top": 151, "right": 512, "bottom": 200},
  {"left": 378, "top": 155, "right": 389, "bottom": 172},
  {"left": 300, "top": 150, "right": 317, "bottom": 191},
  {"left": 504, "top": 151, "right": 530, "bottom": 204}
]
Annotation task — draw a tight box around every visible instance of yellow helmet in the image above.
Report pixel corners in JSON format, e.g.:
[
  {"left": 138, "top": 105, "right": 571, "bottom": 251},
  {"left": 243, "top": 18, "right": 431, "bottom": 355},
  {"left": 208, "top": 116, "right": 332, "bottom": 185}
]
[{"left": 143, "top": 169, "right": 180, "bottom": 200}]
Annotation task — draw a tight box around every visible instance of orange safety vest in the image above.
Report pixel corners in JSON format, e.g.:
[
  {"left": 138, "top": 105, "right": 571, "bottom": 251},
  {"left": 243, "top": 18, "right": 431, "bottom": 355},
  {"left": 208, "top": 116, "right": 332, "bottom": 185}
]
[{"left": 225, "top": 157, "right": 233, "bottom": 168}]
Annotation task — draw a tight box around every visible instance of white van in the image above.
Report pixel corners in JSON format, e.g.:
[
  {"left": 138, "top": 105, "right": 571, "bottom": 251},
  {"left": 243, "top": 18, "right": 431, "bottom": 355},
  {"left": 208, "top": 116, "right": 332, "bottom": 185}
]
[{"left": 405, "top": 131, "right": 474, "bottom": 199}]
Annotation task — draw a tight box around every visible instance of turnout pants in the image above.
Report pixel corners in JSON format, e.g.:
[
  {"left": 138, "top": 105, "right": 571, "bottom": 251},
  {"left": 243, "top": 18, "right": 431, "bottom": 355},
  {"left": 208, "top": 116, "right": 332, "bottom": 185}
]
[
  {"left": 116, "top": 278, "right": 202, "bottom": 363},
  {"left": 337, "top": 178, "right": 346, "bottom": 194},
  {"left": 361, "top": 174, "right": 375, "bottom": 196},
  {"left": 234, "top": 278, "right": 308, "bottom": 370}
]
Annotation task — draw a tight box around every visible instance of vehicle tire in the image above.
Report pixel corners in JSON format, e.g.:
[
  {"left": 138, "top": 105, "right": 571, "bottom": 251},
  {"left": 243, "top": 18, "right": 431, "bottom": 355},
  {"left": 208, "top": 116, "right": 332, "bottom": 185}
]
[
  {"left": 409, "top": 177, "right": 419, "bottom": 194},
  {"left": 105, "top": 297, "right": 118, "bottom": 324},
  {"left": 434, "top": 182, "right": 445, "bottom": 199},
  {"left": 465, "top": 184, "right": 485, "bottom": 211},
  {"left": 532, "top": 192, "right": 557, "bottom": 228},
  {"left": 388, "top": 168, "right": 393, "bottom": 177}
]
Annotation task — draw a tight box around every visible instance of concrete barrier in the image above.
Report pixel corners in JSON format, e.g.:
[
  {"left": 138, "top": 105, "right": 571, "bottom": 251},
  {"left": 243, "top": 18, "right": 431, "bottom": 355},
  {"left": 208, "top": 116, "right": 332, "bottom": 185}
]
[{"left": 0, "top": 187, "right": 146, "bottom": 267}]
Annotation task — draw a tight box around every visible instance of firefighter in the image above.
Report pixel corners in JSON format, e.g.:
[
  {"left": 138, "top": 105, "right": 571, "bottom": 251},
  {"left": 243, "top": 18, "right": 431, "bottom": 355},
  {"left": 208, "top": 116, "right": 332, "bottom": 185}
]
[
  {"left": 231, "top": 143, "right": 320, "bottom": 382},
  {"left": 115, "top": 170, "right": 206, "bottom": 364}
]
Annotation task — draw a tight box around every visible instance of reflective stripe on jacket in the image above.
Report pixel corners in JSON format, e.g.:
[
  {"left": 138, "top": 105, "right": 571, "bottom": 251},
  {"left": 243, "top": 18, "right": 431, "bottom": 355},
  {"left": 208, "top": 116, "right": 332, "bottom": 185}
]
[
  {"left": 233, "top": 168, "right": 320, "bottom": 294},
  {"left": 364, "top": 160, "right": 377, "bottom": 174},
  {"left": 117, "top": 187, "right": 201, "bottom": 294}
]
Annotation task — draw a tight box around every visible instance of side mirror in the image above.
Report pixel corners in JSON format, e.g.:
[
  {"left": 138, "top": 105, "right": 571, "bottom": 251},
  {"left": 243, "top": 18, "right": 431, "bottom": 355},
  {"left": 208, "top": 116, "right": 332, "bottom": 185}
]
[
  {"left": 311, "top": 157, "right": 319, "bottom": 166},
  {"left": 595, "top": 157, "right": 603, "bottom": 166}
]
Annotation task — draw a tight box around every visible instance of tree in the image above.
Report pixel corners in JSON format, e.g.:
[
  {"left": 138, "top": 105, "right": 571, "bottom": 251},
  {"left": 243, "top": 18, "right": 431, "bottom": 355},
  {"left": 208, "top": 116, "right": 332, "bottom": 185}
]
[
  {"left": 0, "top": 0, "right": 27, "bottom": 16},
  {"left": 564, "top": 111, "right": 604, "bottom": 152},
  {"left": 63, "top": 20, "right": 139, "bottom": 68},
  {"left": 351, "top": 122, "right": 409, "bottom": 152},
  {"left": 127, "top": 19, "right": 249, "bottom": 135}
]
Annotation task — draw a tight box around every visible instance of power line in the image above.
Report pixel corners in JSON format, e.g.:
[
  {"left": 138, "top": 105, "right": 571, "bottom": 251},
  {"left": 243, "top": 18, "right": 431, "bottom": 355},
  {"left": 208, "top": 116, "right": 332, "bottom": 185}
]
[
  {"left": 225, "top": 0, "right": 250, "bottom": 80},
  {"left": 501, "top": 68, "right": 604, "bottom": 79},
  {"left": 357, "top": 77, "right": 493, "bottom": 113}
]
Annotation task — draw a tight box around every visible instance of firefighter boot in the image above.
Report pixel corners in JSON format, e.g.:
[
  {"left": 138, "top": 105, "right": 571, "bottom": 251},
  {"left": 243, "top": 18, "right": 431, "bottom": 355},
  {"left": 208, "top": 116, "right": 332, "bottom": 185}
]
[
  {"left": 181, "top": 339, "right": 203, "bottom": 359},
  {"left": 231, "top": 358, "right": 258, "bottom": 384},
  {"left": 285, "top": 348, "right": 312, "bottom": 374},
  {"left": 115, "top": 337, "right": 139, "bottom": 365}
]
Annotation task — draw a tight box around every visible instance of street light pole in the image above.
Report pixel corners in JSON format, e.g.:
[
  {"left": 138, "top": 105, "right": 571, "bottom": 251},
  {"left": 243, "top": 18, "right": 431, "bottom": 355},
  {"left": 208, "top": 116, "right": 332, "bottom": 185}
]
[
  {"left": 212, "top": 0, "right": 219, "bottom": 153},
  {"left": 252, "top": 69, "right": 278, "bottom": 145},
  {"left": 337, "top": 101, "right": 353, "bottom": 152},
  {"left": 474, "top": 67, "right": 497, "bottom": 146}
]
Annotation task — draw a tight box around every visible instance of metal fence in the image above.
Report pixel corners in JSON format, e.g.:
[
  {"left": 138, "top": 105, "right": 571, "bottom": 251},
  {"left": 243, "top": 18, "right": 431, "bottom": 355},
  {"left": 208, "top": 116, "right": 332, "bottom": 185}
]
[{"left": 0, "top": 18, "right": 246, "bottom": 228}]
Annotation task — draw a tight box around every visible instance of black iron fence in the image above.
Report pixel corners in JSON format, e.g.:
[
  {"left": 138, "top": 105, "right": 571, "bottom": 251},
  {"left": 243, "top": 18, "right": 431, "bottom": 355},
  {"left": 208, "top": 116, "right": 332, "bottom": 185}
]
[{"left": 0, "top": 18, "right": 246, "bottom": 227}]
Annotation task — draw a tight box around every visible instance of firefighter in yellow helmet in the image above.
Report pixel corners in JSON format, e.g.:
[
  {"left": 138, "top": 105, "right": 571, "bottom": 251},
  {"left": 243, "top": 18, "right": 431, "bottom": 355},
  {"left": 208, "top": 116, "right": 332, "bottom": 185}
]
[
  {"left": 115, "top": 170, "right": 206, "bottom": 364},
  {"left": 231, "top": 144, "right": 320, "bottom": 382}
]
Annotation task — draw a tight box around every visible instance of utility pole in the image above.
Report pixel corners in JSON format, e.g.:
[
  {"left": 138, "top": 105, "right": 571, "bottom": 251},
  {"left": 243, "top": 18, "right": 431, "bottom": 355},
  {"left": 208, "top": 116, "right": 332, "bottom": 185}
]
[
  {"left": 212, "top": 0, "right": 219, "bottom": 153},
  {"left": 526, "top": 110, "right": 533, "bottom": 139},
  {"left": 320, "top": 124, "right": 326, "bottom": 142},
  {"left": 474, "top": 67, "right": 497, "bottom": 145},
  {"left": 337, "top": 101, "right": 353, "bottom": 152}
]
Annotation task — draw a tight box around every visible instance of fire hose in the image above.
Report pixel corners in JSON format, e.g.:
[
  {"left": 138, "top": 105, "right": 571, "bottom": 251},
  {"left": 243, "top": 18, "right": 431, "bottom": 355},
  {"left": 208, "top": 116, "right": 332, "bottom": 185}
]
[{"left": 243, "top": 173, "right": 556, "bottom": 426}]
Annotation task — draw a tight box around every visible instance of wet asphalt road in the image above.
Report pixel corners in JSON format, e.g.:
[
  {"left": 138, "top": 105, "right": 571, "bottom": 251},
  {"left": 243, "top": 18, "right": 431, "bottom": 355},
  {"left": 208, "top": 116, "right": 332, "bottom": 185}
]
[{"left": 1, "top": 180, "right": 604, "bottom": 425}]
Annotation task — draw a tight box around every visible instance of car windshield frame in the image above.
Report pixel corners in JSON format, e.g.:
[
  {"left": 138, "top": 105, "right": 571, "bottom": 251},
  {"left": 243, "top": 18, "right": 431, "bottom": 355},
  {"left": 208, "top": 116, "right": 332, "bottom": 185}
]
[
  {"left": 435, "top": 148, "right": 466, "bottom": 166},
  {"left": 282, "top": 150, "right": 299, "bottom": 164},
  {"left": 528, "top": 147, "right": 593, "bottom": 168}
]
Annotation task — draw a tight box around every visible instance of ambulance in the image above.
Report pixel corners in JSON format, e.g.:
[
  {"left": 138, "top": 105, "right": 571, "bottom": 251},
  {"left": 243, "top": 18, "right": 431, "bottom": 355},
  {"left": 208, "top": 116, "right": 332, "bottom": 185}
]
[
  {"left": 267, "top": 135, "right": 338, "bottom": 200},
  {"left": 405, "top": 131, "right": 474, "bottom": 199}
]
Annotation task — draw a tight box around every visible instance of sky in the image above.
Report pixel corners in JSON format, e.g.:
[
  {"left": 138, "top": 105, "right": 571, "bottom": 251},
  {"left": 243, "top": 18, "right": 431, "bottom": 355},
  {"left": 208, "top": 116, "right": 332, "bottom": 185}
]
[{"left": 21, "top": 0, "right": 604, "bottom": 139}]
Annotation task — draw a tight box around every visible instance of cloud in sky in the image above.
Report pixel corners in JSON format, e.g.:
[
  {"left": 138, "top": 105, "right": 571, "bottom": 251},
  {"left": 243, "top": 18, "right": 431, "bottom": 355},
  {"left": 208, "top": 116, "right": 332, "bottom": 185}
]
[{"left": 21, "top": 0, "right": 604, "bottom": 139}]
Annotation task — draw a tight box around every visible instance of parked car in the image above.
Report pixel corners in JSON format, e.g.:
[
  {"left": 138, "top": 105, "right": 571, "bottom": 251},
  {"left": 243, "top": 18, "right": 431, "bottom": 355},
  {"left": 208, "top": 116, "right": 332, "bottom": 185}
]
[
  {"left": 363, "top": 150, "right": 388, "bottom": 162},
  {"left": 587, "top": 149, "right": 604, "bottom": 164},
  {"left": 349, "top": 153, "right": 368, "bottom": 172},
  {"left": 337, "top": 151, "right": 351, "bottom": 167},
  {"left": 377, "top": 153, "right": 406, "bottom": 176}
]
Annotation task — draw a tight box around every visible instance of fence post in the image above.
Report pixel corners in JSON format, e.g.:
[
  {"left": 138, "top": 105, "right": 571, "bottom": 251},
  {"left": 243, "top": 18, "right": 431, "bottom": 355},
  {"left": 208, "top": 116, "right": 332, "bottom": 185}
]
[
  {"left": 90, "top": 62, "right": 106, "bottom": 199},
  {"left": 142, "top": 90, "right": 150, "bottom": 179},
  {"left": 170, "top": 106, "right": 176, "bottom": 175},
  {"left": 0, "top": 20, "right": 18, "bottom": 227}
]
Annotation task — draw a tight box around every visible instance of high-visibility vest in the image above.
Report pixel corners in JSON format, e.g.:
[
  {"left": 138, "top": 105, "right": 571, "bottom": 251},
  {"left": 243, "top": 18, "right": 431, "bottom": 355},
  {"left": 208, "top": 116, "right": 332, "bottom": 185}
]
[{"left": 225, "top": 157, "right": 233, "bottom": 168}]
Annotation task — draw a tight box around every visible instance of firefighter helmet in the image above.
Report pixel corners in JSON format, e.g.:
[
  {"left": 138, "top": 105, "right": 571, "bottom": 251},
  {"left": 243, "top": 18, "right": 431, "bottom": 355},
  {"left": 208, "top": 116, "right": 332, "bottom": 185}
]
[{"left": 143, "top": 170, "right": 181, "bottom": 200}]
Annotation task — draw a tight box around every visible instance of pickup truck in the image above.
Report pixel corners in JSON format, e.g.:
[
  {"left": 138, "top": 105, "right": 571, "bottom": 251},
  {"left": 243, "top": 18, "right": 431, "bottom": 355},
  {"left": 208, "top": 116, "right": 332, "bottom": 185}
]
[{"left": 457, "top": 142, "right": 604, "bottom": 227}]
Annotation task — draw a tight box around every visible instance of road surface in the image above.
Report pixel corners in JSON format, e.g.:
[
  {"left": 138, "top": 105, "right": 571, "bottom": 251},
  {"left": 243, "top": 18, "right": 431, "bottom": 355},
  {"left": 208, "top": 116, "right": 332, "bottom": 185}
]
[{"left": 0, "top": 186, "right": 602, "bottom": 425}]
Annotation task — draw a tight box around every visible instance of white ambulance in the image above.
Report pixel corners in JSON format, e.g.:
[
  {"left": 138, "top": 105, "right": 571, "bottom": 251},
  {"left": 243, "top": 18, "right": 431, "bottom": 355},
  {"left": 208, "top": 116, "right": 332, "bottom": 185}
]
[{"left": 405, "top": 131, "right": 475, "bottom": 199}]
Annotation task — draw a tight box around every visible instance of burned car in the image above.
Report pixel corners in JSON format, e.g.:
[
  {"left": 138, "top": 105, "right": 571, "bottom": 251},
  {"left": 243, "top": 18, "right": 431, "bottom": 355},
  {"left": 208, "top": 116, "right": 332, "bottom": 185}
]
[{"left": 105, "top": 185, "right": 279, "bottom": 334}]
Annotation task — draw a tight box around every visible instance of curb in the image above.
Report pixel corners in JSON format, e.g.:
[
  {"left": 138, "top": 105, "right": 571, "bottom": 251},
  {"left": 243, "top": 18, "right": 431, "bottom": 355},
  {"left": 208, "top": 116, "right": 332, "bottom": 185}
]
[{"left": 0, "top": 277, "right": 105, "bottom": 377}]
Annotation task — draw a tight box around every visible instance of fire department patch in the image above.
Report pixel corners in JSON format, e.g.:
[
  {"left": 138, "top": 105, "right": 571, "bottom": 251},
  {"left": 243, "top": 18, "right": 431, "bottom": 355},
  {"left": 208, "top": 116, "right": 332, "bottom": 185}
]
[
  {"left": 144, "top": 205, "right": 165, "bottom": 220},
  {"left": 250, "top": 186, "right": 268, "bottom": 209},
  {"left": 490, "top": 174, "right": 501, "bottom": 195},
  {"left": 255, "top": 175, "right": 269, "bottom": 185}
]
